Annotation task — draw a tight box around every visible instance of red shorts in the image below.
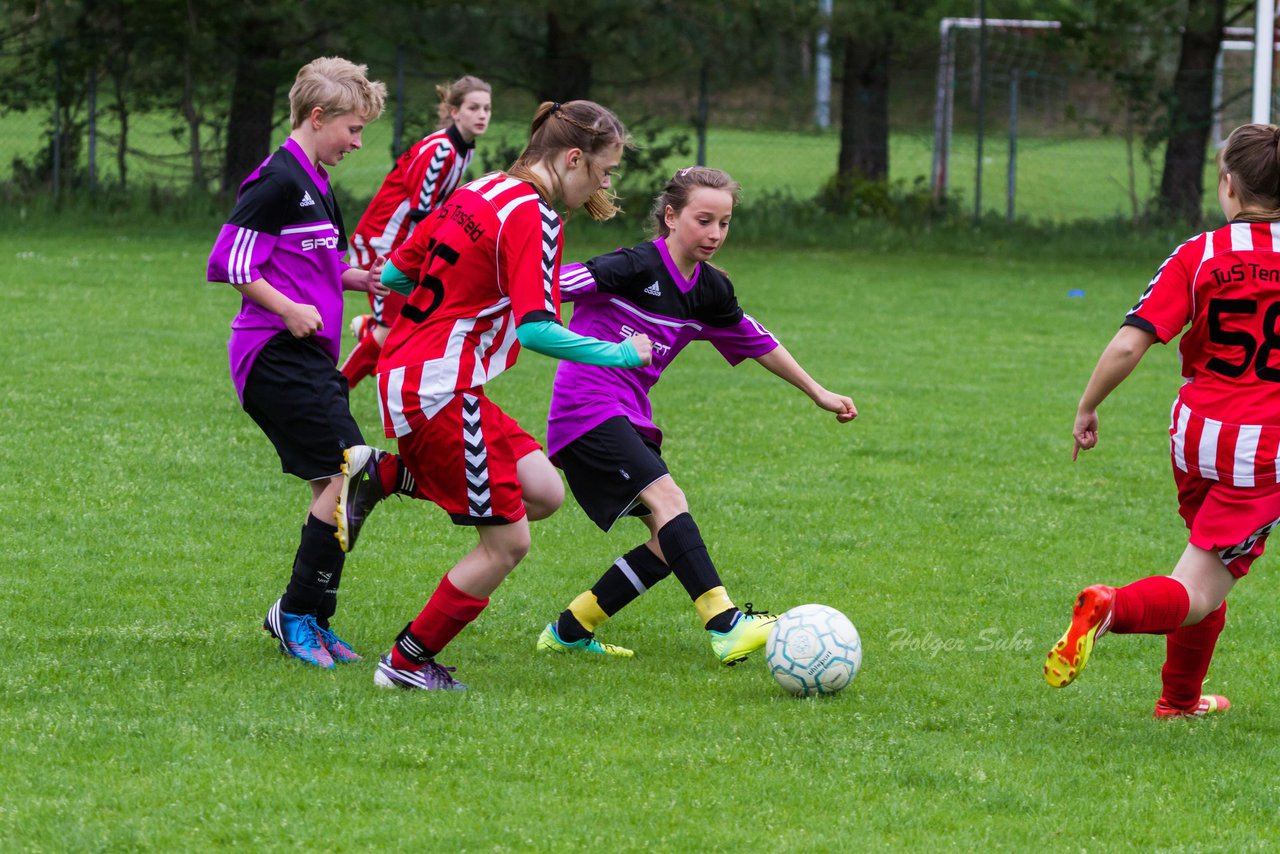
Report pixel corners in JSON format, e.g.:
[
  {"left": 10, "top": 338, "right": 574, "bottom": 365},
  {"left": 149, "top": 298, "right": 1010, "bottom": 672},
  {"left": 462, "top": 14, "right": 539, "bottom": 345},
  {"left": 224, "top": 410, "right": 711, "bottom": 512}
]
[
  {"left": 1174, "top": 466, "right": 1280, "bottom": 577},
  {"left": 396, "top": 391, "right": 541, "bottom": 526},
  {"left": 371, "top": 290, "right": 408, "bottom": 327}
]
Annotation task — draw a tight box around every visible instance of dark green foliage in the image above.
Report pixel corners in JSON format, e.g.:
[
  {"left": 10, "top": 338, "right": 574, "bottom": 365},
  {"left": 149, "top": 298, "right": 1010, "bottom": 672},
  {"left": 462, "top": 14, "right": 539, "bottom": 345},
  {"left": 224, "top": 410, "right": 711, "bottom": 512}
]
[{"left": 814, "top": 171, "right": 946, "bottom": 224}]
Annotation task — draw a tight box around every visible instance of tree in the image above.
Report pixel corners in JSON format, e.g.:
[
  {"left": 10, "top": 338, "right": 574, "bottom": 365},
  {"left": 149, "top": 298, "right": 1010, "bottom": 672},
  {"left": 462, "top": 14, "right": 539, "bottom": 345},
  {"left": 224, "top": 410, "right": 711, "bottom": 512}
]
[
  {"left": 826, "top": 0, "right": 940, "bottom": 207},
  {"left": 1157, "top": 0, "right": 1227, "bottom": 225},
  {"left": 836, "top": 25, "right": 891, "bottom": 183},
  {"left": 214, "top": 1, "right": 359, "bottom": 194}
]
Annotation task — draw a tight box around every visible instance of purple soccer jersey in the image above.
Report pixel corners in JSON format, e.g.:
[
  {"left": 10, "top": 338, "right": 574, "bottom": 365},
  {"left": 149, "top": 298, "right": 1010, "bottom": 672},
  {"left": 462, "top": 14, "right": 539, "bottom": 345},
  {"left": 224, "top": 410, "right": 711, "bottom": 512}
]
[
  {"left": 547, "top": 238, "right": 778, "bottom": 459},
  {"left": 206, "top": 138, "right": 350, "bottom": 400}
]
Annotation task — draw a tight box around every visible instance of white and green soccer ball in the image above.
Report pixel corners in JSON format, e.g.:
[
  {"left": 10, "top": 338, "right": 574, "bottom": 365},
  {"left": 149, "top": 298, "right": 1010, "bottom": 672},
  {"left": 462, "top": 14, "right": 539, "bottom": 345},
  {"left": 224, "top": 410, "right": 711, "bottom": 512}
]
[{"left": 765, "top": 604, "right": 862, "bottom": 697}]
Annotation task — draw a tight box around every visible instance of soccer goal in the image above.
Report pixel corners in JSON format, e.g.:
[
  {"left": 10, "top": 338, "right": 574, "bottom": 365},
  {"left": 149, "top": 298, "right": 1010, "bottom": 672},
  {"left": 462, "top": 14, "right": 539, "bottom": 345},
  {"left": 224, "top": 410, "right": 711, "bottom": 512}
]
[
  {"left": 930, "top": 17, "right": 1063, "bottom": 211},
  {"left": 931, "top": 17, "right": 1280, "bottom": 219}
]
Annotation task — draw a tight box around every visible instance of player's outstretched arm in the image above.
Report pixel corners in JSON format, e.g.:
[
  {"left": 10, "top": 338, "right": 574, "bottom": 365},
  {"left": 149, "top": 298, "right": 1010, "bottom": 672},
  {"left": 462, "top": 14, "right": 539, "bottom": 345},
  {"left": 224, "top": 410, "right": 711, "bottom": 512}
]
[
  {"left": 1072, "top": 324, "right": 1157, "bottom": 460},
  {"left": 516, "top": 320, "right": 653, "bottom": 367},
  {"left": 754, "top": 345, "right": 856, "bottom": 423}
]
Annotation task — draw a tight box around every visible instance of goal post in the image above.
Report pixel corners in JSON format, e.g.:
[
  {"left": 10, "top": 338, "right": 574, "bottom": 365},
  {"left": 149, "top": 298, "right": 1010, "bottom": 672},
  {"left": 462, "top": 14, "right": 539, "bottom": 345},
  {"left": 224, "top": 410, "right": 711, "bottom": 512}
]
[
  {"left": 930, "top": 17, "right": 1061, "bottom": 206},
  {"left": 931, "top": 16, "right": 1279, "bottom": 216}
]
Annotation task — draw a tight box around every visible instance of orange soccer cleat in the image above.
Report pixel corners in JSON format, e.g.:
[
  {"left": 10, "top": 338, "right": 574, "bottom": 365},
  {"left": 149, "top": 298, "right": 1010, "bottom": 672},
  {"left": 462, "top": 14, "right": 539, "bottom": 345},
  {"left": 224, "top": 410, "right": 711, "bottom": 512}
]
[{"left": 1044, "top": 585, "right": 1115, "bottom": 688}]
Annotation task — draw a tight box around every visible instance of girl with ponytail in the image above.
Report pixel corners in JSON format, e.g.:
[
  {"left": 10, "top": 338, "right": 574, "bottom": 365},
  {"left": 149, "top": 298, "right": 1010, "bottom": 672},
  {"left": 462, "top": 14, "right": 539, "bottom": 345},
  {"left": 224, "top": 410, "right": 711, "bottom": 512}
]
[
  {"left": 535, "top": 166, "right": 857, "bottom": 665},
  {"left": 341, "top": 100, "right": 653, "bottom": 692},
  {"left": 1046, "top": 123, "right": 1280, "bottom": 719}
]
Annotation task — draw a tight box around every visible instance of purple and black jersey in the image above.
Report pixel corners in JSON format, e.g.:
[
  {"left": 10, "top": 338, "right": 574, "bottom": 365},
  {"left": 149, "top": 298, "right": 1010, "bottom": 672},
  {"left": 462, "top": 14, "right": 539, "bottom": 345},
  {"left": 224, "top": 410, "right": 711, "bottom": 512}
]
[
  {"left": 206, "top": 138, "right": 350, "bottom": 401},
  {"left": 547, "top": 237, "right": 778, "bottom": 459}
]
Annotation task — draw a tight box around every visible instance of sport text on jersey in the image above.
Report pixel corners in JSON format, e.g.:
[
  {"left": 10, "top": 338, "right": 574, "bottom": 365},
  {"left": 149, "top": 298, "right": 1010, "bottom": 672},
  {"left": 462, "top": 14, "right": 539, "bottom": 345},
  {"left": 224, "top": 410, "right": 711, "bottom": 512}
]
[
  {"left": 620, "top": 323, "right": 671, "bottom": 357},
  {"left": 434, "top": 200, "right": 487, "bottom": 244},
  {"left": 301, "top": 236, "right": 340, "bottom": 251}
]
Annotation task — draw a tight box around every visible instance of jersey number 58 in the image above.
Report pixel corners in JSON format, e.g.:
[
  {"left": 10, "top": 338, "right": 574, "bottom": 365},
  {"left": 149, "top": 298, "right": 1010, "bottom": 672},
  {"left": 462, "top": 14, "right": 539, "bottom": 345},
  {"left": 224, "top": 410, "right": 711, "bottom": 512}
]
[{"left": 1207, "top": 298, "right": 1280, "bottom": 382}]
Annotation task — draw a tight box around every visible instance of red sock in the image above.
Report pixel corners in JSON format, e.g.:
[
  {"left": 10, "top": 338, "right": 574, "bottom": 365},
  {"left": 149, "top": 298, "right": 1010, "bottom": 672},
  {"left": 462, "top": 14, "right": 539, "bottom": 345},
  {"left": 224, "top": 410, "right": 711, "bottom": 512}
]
[
  {"left": 1109, "top": 576, "right": 1190, "bottom": 634},
  {"left": 339, "top": 327, "right": 382, "bottom": 387},
  {"left": 1160, "top": 600, "right": 1227, "bottom": 710},
  {"left": 390, "top": 574, "right": 488, "bottom": 669}
]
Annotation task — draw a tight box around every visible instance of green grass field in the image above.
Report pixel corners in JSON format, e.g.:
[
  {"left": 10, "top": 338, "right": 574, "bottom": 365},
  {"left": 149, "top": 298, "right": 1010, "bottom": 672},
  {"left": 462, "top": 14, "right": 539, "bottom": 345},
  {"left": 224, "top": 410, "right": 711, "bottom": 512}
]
[
  {"left": 0, "top": 108, "right": 1221, "bottom": 223},
  {"left": 3, "top": 220, "right": 1278, "bottom": 851}
]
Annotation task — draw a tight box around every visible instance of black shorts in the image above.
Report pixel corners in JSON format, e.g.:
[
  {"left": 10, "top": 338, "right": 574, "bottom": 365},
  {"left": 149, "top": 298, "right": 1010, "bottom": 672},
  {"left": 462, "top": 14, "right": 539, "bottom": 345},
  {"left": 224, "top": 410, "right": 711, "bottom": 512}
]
[
  {"left": 241, "top": 332, "right": 365, "bottom": 480},
  {"left": 557, "top": 416, "right": 670, "bottom": 531}
]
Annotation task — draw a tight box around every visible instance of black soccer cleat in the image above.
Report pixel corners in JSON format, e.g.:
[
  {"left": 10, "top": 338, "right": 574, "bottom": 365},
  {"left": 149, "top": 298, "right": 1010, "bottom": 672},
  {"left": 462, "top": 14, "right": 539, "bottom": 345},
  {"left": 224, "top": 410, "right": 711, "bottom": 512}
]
[{"left": 334, "top": 445, "right": 387, "bottom": 553}]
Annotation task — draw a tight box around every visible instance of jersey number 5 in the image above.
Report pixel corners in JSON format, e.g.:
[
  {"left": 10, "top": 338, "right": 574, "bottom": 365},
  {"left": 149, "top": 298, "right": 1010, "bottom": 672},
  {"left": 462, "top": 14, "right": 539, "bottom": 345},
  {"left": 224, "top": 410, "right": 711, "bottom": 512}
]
[
  {"left": 1207, "top": 298, "right": 1280, "bottom": 382},
  {"left": 401, "top": 238, "right": 460, "bottom": 324}
]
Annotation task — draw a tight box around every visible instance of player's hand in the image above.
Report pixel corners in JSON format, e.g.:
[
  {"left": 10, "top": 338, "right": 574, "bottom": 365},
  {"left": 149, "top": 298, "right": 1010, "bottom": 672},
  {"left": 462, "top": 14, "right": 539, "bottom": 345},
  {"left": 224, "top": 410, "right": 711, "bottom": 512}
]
[
  {"left": 284, "top": 302, "right": 323, "bottom": 337},
  {"left": 367, "top": 258, "right": 390, "bottom": 296},
  {"left": 1072, "top": 409, "right": 1099, "bottom": 461},
  {"left": 816, "top": 390, "right": 857, "bottom": 423},
  {"left": 629, "top": 333, "right": 653, "bottom": 366}
]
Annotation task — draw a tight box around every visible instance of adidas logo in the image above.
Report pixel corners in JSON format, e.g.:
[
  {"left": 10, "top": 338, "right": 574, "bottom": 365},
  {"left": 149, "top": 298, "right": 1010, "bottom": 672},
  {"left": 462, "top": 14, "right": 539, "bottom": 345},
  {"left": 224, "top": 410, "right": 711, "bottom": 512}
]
[
  {"left": 643, "top": 281, "right": 661, "bottom": 297},
  {"left": 300, "top": 191, "right": 316, "bottom": 207}
]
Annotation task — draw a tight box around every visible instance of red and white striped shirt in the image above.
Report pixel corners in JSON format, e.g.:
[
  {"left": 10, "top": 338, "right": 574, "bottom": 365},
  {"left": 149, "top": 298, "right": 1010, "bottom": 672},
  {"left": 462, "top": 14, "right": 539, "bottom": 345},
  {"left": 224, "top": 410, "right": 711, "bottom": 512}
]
[
  {"left": 348, "top": 125, "right": 475, "bottom": 269},
  {"left": 1169, "top": 399, "right": 1280, "bottom": 486},
  {"left": 1127, "top": 221, "right": 1280, "bottom": 485},
  {"left": 377, "top": 173, "right": 562, "bottom": 437}
]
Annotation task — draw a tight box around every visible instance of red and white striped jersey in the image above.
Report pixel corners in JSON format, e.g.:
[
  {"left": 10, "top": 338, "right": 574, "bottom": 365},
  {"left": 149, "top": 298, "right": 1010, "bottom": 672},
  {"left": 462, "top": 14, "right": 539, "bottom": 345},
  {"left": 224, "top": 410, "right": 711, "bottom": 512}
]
[
  {"left": 1169, "top": 399, "right": 1280, "bottom": 487},
  {"left": 377, "top": 172, "right": 562, "bottom": 438},
  {"left": 1126, "top": 220, "right": 1280, "bottom": 484},
  {"left": 347, "top": 125, "right": 475, "bottom": 269}
]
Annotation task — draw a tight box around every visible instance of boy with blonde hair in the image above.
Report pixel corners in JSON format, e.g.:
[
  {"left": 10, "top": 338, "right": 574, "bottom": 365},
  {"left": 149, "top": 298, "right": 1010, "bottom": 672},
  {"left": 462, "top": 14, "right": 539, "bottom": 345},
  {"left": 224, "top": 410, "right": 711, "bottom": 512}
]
[{"left": 207, "top": 57, "right": 414, "bottom": 669}]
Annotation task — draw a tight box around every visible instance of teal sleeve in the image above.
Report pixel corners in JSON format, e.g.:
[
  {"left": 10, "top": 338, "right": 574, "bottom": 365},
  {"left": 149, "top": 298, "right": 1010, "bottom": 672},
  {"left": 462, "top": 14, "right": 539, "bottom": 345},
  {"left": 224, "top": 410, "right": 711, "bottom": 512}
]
[
  {"left": 516, "top": 320, "right": 642, "bottom": 367},
  {"left": 381, "top": 260, "right": 415, "bottom": 295}
]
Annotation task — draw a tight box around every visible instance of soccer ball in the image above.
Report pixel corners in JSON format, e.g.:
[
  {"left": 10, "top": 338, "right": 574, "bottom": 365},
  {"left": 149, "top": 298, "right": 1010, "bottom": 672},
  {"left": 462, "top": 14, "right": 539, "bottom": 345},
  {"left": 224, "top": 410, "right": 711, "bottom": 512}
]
[{"left": 765, "top": 604, "right": 862, "bottom": 697}]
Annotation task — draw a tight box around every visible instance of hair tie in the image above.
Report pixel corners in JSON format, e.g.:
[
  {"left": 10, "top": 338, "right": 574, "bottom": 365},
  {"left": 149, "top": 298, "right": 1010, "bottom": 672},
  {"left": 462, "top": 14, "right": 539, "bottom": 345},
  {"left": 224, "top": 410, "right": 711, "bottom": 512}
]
[{"left": 551, "top": 102, "right": 561, "bottom": 113}]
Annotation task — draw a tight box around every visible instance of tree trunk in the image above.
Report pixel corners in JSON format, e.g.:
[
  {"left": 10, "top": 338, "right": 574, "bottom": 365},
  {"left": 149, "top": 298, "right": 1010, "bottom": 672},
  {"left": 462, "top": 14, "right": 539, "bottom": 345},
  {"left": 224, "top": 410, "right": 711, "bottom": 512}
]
[
  {"left": 183, "top": 58, "right": 203, "bottom": 188},
  {"left": 221, "top": 18, "right": 282, "bottom": 194},
  {"left": 112, "top": 67, "right": 128, "bottom": 188},
  {"left": 183, "top": 0, "right": 204, "bottom": 188},
  {"left": 1157, "top": 0, "right": 1225, "bottom": 226},
  {"left": 837, "top": 34, "right": 890, "bottom": 185},
  {"left": 540, "top": 12, "right": 592, "bottom": 103}
]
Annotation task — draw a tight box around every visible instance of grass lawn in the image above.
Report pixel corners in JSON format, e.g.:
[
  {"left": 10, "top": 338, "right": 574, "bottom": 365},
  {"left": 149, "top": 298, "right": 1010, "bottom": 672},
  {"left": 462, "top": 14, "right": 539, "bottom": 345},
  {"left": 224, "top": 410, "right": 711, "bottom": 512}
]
[
  {"left": 0, "top": 108, "right": 1222, "bottom": 223},
  {"left": 2, "top": 221, "right": 1277, "bottom": 850}
]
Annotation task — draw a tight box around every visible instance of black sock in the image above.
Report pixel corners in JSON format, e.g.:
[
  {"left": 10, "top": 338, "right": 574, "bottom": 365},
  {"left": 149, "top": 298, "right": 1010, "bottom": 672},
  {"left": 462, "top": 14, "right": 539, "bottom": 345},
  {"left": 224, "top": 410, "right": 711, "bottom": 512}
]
[
  {"left": 657, "top": 513, "right": 739, "bottom": 629},
  {"left": 704, "top": 608, "right": 738, "bottom": 634},
  {"left": 317, "top": 560, "right": 344, "bottom": 629},
  {"left": 393, "top": 622, "right": 437, "bottom": 664},
  {"left": 281, "top": 515, "right": 345, "bottom": 616},
  {"left": 390, "top": 453, "right": 418, "bottom": 497},
  {"left": 555, "top": 544, "right": 672, "bottom": 641},
  {"left": 657, "top": 513, "right": 724, "bottom": 600}
]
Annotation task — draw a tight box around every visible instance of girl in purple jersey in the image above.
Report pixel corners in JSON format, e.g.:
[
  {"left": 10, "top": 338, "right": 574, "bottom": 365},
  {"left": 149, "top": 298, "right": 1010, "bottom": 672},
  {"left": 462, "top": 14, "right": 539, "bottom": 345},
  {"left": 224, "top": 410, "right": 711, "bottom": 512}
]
[{"left": 536, "top": 167, "right": 857, "bottom": 665}]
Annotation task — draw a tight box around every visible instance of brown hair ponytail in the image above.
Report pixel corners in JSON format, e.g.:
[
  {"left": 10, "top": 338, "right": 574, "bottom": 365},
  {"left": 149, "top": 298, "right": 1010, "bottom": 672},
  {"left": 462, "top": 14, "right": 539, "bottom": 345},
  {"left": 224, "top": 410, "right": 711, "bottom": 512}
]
[
  {"left": 1221, "top": 123, "right": 1280, "bottom": 221},
  {"left": 508, "top": 100, "right": 629, "bottom": 220}
]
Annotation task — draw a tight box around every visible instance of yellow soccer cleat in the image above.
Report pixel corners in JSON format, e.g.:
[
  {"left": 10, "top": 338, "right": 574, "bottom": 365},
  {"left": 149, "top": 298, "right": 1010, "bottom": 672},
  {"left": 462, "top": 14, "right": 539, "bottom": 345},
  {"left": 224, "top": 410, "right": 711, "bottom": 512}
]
[
  {"left": 708, "top": 605, "right": 778, "bottom": 666},
  {"left": 1045, "top": 585, "right": 1115, "bottom": 687},
  {"left": 537, "top": 623, "right": 634, "bottom": 658}
]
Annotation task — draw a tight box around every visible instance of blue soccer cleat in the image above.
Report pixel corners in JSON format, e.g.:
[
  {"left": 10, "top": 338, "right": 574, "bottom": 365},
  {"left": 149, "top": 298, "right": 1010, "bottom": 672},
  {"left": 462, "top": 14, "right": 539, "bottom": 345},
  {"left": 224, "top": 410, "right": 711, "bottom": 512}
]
[
  {"left": 263, "top": 599, "right": 335, "bottom": 669},
  {"left": 317, "top": 624, "right": 362, "bottom": 663}
]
